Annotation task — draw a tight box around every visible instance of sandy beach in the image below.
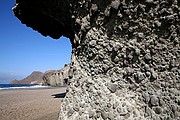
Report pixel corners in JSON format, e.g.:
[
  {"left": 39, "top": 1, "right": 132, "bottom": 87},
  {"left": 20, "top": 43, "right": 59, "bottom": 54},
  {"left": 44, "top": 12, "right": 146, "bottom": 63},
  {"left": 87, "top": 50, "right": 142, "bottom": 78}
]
[{"left": 0, "top": 87, "right": 66, "bottom": 120}]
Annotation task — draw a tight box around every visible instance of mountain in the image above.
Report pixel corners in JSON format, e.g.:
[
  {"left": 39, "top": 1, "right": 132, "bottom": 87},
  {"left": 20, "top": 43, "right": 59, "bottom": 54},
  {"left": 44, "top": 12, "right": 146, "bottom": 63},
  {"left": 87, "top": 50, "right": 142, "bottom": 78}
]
[
  {"left": 10, "top": 71, "right": 44, "bottom": 84},
  {"left": 10, "top": 79, "right": 20, "bottom": 84}
]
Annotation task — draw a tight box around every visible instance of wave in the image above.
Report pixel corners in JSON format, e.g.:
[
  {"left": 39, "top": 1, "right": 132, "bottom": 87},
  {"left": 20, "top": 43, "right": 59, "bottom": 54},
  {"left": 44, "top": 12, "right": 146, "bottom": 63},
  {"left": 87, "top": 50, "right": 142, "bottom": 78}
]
[{"left": 0, "top": 84, "right": 50, "bottom": 90}]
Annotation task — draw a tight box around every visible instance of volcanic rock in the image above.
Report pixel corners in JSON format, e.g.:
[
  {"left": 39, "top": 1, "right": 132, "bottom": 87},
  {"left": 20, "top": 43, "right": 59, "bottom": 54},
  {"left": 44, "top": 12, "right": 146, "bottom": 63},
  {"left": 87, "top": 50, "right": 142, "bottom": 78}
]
[{"left": 13, "top": 0, "right": 180, "bottom": 120}]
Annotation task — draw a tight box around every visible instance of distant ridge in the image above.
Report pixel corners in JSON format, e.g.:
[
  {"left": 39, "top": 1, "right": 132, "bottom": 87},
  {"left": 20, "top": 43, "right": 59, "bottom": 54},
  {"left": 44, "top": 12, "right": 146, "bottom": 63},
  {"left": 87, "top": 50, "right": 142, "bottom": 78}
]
[{"left": 10, "top": 71, "right": 43, "bottom": 84}]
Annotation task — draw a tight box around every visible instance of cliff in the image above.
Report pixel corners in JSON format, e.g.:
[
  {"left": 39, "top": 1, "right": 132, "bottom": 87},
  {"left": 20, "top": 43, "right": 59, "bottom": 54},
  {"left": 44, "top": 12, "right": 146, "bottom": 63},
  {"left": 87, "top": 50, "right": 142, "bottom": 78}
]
[
  {"left": 13, "top": 0, "right": 180, "bottom": 120},
  {"left": 10, "top": 65, "right": 70, "bottom": 86},
  {"left": 42, "top": 64, "right": 70, "bottom": 86},
  {"left": 10, "top": 71, "right": 44, "bottom": 84}
]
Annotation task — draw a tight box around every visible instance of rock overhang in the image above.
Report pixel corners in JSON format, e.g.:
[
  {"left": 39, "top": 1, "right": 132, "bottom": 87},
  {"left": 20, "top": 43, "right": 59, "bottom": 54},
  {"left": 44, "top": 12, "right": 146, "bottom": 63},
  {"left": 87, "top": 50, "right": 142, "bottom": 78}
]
[{"left": 13, "top": 0, "right": 74, "bottom": 41}]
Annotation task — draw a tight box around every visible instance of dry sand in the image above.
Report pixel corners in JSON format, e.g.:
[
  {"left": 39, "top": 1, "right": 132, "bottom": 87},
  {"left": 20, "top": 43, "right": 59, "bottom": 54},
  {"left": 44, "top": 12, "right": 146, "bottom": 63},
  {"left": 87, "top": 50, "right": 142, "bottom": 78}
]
[{"left": 0, "top": 87, "right": 66, "bottom": 120}]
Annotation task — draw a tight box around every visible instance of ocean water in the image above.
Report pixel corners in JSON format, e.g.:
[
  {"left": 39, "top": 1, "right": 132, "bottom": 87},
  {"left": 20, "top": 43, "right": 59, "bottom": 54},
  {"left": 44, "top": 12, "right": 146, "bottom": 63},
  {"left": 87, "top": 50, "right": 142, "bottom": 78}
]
[{"left": 0, "top": 84, "right": 50, "bottom": 90}]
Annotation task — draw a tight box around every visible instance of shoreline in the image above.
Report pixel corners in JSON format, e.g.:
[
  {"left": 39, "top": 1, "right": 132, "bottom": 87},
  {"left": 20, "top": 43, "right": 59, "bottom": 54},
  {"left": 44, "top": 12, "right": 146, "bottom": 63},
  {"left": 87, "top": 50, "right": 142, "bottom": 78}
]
[
  {"left": 0, "top": 86, "right": 65, "bottom": 91},
  {"left": 0, "top": 87, "right": 66, "bottom": 120}
]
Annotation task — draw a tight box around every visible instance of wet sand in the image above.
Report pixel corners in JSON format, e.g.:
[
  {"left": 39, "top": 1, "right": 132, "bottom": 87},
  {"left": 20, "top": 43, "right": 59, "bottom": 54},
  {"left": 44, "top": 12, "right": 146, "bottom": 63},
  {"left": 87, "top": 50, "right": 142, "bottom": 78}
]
[{"left": 0, "top": 87, "right": 66, "bottom": 120}]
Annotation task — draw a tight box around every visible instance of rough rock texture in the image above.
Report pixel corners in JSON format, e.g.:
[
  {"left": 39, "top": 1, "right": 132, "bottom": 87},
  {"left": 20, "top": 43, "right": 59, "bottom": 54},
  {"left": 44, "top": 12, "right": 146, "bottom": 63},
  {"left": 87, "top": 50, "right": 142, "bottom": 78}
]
[
  {"left": 13, "top": 0, "right": 180, "bottom": 120},
  {"left": 42, "top": 64, "right": 70, "bottom": 86},
  {"left": 10, "top": 71, "right": 44, "bottom": 84}
]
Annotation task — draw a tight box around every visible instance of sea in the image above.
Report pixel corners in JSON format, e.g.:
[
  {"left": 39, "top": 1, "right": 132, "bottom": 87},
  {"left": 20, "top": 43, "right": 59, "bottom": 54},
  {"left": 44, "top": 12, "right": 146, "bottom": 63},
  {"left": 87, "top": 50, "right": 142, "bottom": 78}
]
[{"left": 0, "top": 84, "right": 50, "bottom": 90}]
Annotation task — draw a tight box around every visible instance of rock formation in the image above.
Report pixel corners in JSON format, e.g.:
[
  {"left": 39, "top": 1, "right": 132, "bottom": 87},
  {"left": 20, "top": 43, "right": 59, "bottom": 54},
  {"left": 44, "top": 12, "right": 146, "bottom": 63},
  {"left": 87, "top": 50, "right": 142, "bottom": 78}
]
[
  {"left": 10, "top": 71, "right": 44, "bottom": 84},
  {"left": 42, "top": 64, "right": 70, "bottom": 86},
  {"left": 10, "top": 65, "right": 70, "bottom": 86},
  {"left": 13, "top": 0, "right": 180, "bottom": 120}
]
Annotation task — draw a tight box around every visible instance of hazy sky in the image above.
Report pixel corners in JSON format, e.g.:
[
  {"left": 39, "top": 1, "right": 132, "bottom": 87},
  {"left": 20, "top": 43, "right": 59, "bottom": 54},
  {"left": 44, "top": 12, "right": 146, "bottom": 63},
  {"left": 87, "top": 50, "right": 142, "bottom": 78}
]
[{"left": 0, "top": 0, "right": 72, "bottom": 83}]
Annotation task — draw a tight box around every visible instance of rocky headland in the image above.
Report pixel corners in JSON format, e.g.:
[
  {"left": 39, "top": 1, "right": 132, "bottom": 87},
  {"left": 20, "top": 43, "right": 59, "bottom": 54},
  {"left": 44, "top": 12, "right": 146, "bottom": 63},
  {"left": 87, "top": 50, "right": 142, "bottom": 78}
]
[
  {"left": 10, "top": 71, "right": 44, "bottom": 84},
  {"left": 42, "top": 64, "right": 70, "bottom": 86},
  {"left": 13, "top": 0, "right": 180, "bottom": 120},
  {"left": 10, "top": 64, "right": 70, "bottom": 86}
]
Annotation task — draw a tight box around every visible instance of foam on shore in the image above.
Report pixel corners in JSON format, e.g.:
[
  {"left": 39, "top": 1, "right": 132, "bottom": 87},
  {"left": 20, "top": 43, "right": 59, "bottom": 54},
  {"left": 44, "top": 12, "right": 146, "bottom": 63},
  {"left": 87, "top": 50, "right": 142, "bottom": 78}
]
[{"left": 0, "top": 84, "right": 50, "bottom": 90}]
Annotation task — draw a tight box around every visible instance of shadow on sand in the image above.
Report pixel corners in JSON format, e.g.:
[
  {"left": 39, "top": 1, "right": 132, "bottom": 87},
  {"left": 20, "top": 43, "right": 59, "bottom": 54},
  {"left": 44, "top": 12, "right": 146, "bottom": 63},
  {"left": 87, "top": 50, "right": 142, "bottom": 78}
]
[{"left": 51, "top": 93, "right": 66, "bottom": 98}]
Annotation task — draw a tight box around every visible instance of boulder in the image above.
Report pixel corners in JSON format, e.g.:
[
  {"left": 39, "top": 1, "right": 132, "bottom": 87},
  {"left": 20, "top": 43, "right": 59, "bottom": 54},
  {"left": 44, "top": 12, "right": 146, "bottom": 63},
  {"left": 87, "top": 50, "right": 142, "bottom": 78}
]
[{"left": 13, "top": 0, "right": 180, "bottom": 120}]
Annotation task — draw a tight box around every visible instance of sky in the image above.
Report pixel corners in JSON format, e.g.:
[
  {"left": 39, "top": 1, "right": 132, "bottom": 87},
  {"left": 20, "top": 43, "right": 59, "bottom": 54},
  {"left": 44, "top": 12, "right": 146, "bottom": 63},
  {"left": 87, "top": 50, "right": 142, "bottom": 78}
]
[{"left": 0, "top": 0, "right": 72, "bottom": 83}]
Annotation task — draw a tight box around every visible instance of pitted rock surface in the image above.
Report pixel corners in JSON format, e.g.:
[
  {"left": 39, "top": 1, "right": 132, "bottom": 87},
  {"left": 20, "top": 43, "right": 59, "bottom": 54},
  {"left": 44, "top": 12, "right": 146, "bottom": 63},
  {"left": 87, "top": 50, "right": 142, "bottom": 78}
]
[{"left": 13, "top": 0, "right": 180, "bottom": 120}]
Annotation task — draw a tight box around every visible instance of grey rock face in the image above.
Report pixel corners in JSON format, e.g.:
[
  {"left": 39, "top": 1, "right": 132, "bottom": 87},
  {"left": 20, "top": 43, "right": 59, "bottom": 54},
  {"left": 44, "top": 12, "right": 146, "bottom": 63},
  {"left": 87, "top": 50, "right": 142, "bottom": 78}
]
[
  {"left": 13, "top": 0, "right": 180, "bottom": 120},
  {"left": 42, "top": 64, "right": 70, "bottom": 86}
]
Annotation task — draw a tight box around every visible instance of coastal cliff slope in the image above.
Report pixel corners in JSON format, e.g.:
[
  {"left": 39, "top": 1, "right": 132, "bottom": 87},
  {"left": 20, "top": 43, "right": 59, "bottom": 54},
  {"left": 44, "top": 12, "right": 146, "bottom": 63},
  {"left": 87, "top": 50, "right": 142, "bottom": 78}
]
[
  {"left": 10, "top": 71, "right": 43, "bottom": 84},
  {"left": 42, "top": 64, "right": 70, "bottom": 86},
  {"left": 10, "top": 64, "right": 70, "bottom": 86},
  {"left": 13, "top": 0, "right": 180, "bottom": 120}
]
